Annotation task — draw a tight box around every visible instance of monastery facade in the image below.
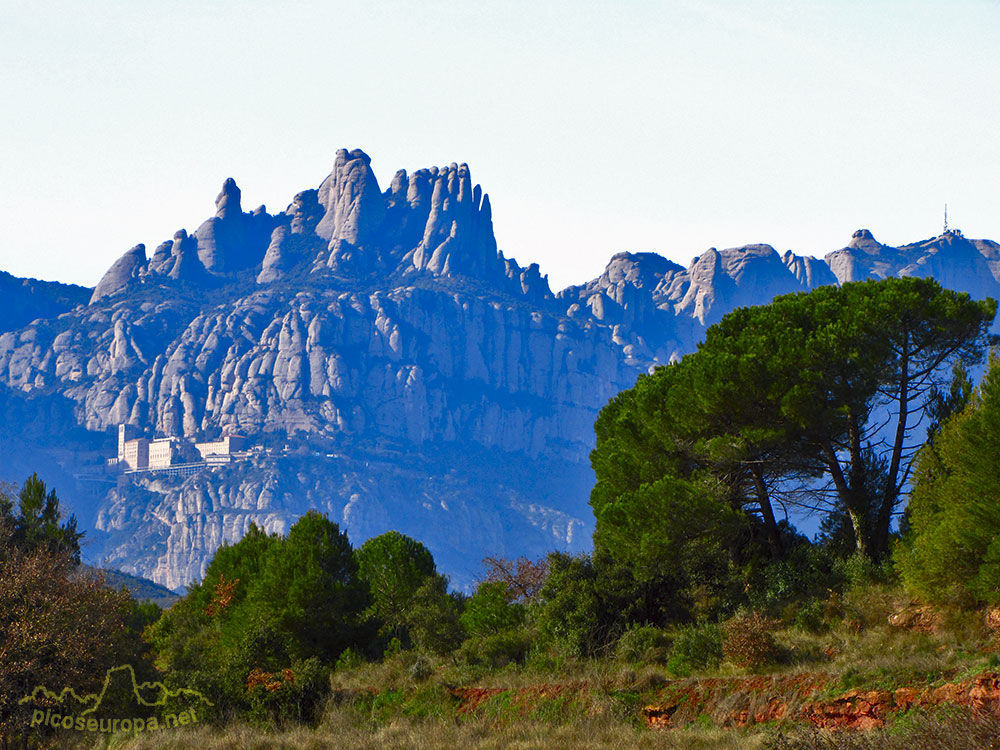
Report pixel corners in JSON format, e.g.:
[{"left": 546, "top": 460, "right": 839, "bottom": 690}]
[{"left": 110, "top": 424, "right": 248, "bottom": 474}]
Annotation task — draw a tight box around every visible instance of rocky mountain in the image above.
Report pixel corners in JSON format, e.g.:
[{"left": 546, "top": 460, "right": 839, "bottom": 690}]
[
  {"left": 1, "top": 148, "right": 996, "bottom": 591},
  {"left": 0, "top": 270, "right": 90, "bottom": 333},
  {"left": 77, "top": 565, "right": 180, "bottom": 608}
]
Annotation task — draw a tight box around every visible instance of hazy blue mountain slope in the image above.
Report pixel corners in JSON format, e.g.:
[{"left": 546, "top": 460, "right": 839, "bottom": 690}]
[
  {"left": 0, "top": 270, "right": 90, "bottom": 333},
  {"left": 0, "top": 149, "right": 994, "bottom": 590}
]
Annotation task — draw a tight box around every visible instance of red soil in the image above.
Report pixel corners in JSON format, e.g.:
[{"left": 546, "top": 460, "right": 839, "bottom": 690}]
[{"left": 641, "top": 672, "right": 1000, "bottom": 731}]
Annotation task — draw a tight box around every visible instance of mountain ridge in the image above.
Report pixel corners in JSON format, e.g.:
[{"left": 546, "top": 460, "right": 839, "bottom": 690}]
[
  {"left": 1, "top": 148, "right": 996, "bottom": 591},
  {"left": 0, "top": 270, "right": 90, "bottom": 336}
]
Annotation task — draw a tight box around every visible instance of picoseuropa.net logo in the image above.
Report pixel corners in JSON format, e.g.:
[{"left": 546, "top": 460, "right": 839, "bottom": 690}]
[{"left": 19, "top": 664, "right": 213, "bottom": 735}]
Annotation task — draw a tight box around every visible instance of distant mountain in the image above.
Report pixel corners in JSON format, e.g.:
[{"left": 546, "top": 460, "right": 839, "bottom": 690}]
[
  {"left": 78, "top": 565, "right": 181, "bottom": 607},
  {"left": 0, "top": 269, "right": 89, "bottom": 333},
  {"left": 0, "top": 149, "right": 996, "bottom": 590}
]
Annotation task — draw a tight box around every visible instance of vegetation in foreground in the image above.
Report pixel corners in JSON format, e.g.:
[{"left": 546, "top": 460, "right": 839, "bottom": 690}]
[
  {"left": 5, "top": 277, "right": 1000, "bottom": 749},
  {"left": 78, "top": 710, "right": 1000, "bottom": 750}
]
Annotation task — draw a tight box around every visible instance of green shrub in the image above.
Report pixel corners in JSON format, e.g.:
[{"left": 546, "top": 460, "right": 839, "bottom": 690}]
[
  {"left": 355, "top": 531, "right": 438, "bottom": 641},
  {"left": 524, "top": 643, "right": 570, "bottom": 673},
  {"left": 245, "top": 657, "right": 329, "bottom": 726},
  {"left": 460, "top": 581, "right": 526, "bottom": 636},
  {"left": 840, "top": 583, "right": 898, "bottom": 631},
  {"left": 615, "top": 624, "right": 672, "bottom": 664},
  {"left": 835, "top": 552, "right": 886, "bottom": 588},
  {"left": 735, "top": 542, "right": 843, "bottom": 616},
  {"left": 461, "top": 630, "right": 533, "bottom": 669},
  {"left": 407, "top": 576, "right": 464, "bottom": 654},
  {"left": 645, "top": 645, "right": 672, "bottom": 665},
  {"left": 722, "top": 611, "right": 779, "bottom": 669},
  {"left": 897, "top": 353, "right": 1000, "bottom": 606},
  {"left": 793, "top": 600, "right": 827, "bottom": 633},
  {"left": 666, "top": 623, "right": 723, "bottom": 676},
  {"left": 146, "top": 512, "right": 371, "bottom": 715},
  {"left": 759, "top": 560, "right": 804, "bottom": 608},
  {"left": 335, "top": 647, "right": 364, "bottom": 671},
  {"left": 533, "top": 552, "right": 603, "bottom": 656}
]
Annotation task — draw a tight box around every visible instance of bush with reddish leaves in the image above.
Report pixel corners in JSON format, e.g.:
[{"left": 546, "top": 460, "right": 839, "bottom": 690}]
[{"left": 722, "top": 611, "right": 779, "bottom": 669}]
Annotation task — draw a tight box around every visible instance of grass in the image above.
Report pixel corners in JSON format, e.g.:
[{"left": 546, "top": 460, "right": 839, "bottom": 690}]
[
  {"left": 93, "top": 707, "right": 1000, "bottom": 750},
  {"left": 65, "top": 582, "right": 1000, "bottom": 749},
  {"left": 771, "top": 707, "right": 1000, "bottom": 749},
  {"left": 95, "top": 713, "right": 780, "bottom": 750},
  {"left": 776, "top": 583, "right": 994, "bottom": 697}
]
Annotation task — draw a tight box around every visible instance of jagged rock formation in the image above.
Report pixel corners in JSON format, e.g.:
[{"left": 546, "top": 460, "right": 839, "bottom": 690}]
[
  {"left": 1, "top": 149, "right": 997, "bottom": 590},
  {"left": 825, "top": 228, "right": 1000, "bottom": 303},
  {"left": 193, "top": 177, "right": 274, "bottom": 273},
  {"left": 783, "top": 250, "right": 840, "bottom": 289},
  {"left": 90, "top": 245, "right": 146, "bottom": 304}
]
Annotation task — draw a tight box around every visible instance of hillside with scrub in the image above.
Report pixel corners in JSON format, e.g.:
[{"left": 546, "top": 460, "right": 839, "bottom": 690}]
[{"left": 7, "top": 276, "right": 1000, "bottom": 749}]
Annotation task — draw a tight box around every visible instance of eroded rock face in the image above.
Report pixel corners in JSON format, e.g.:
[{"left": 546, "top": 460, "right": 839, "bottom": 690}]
[
  {"left": 897, "top": 231, "right": 1000, "bottom": 302},
  {"left": 91, "top": 244, "right": 147, "bottom": 303},
  {"left": 783, "top": 250, "right": 839, "bottom": 289},
  {"left": 822, "top": 229, "right": 1000, "bottom": 319},
  {"left": 3, "top": 150, "right": 999, "bottom": 590},
  {"left": 674, "top": 244, "right": 809, "bottom": 327},
  {"left": 94, "top": 450, "right": 590, "bottom": 591}
]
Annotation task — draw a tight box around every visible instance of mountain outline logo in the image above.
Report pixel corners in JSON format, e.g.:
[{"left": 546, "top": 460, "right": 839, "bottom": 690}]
[{"left": 19, "top": 664, "right": 212, "bottom": 734}]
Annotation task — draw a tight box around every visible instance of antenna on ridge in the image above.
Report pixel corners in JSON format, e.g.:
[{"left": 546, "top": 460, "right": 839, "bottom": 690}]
[{"left": 944, "top": 203, "right": 949, "bottom": 234}]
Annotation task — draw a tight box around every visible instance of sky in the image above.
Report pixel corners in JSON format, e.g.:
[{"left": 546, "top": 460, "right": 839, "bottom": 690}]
[{"left": 2, "top": 0, "right": 999, "bottom": 293}]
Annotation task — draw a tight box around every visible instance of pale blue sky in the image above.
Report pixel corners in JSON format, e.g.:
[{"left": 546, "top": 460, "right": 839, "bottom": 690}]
[{"left": 2, "top": 0, "right": 998, "bottom": 291}]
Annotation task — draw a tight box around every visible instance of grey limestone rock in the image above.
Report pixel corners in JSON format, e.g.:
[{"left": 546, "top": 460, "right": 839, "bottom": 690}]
[
  {"left": 257, "top": 190, "right": 326, "bottom": 284},
  {"left": 674, "top": 244, "right": 806, "bottom": 327},
  {"left": 315, "top": 149, "right": 385, "bottom": 245},
  {"left": 90, "top": 244, "right": 147, "bottom": 303},
  {"left": 166, "top": 229, "right": 205, "bottom": 280},
  {"left": 896, "top": 232, "right": 1000, "bottom": 306},
  {"left": 215, "top": 177, "right": 241, "bottom": 220},
  {"left": 823, "top": 230, "right": 1000, "bottom": 313},
  {"left": 783, "top": 250, "right": 840, "bottom": 288},
  {"left": 403, "top": 163, "right": 500, "bottom": 280},
  {"left": 194, "top": 179, "right": 276, "bottom": 273},
  {"left": 825, "top": 228, "right": 901, "bottom": 283},
  {"left": 6, "top": 152, "right": 1000, "bottom": 591}
]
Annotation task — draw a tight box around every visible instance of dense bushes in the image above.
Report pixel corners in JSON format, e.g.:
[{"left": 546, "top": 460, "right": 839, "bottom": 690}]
[
  {"left": 147, "top": 512, "right": 371, "bottom": 720},
  {"left": 356, "top": 530, "right": 440, "bottom": 643},
  {"left": 615, "top": 624, "right": 671, "bottom": 664},
  {"left": 460, "top": 581, "right": 526, "bottom": 636},
  {"left": 0, "top": 476, "right": 152, "bottom": 748},
  {"left": 897, "top": 353, "right": 1000, "bottom": 605},
  {"left": 245, "top": 657, "right": 329, "bottom": 725},
  {"left": 404, "top": 575, "right": 464, "bottom": 654},
  {"left": 460, "top": 631, "right": 533, "bottom": 669},
  {"left": 665, "top": 623, "right": 723, "bottom": 676}
]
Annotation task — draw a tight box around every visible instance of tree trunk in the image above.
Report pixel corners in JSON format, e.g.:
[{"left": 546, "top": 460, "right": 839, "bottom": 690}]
[
  {"left": 750, "top": 464, "right": 783, "bottom": 558},
  {"left": 876, "top": 342, "right": 909, "bottom": 560},
  {"left": 821, "top": 438, "right": 870, "bottom": 558},
  {"left": 846, "top": 507, "right": 869, "bottom": 559},
  {"left": 846, "top": 410, "right": 865, "bottom": 504}
]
